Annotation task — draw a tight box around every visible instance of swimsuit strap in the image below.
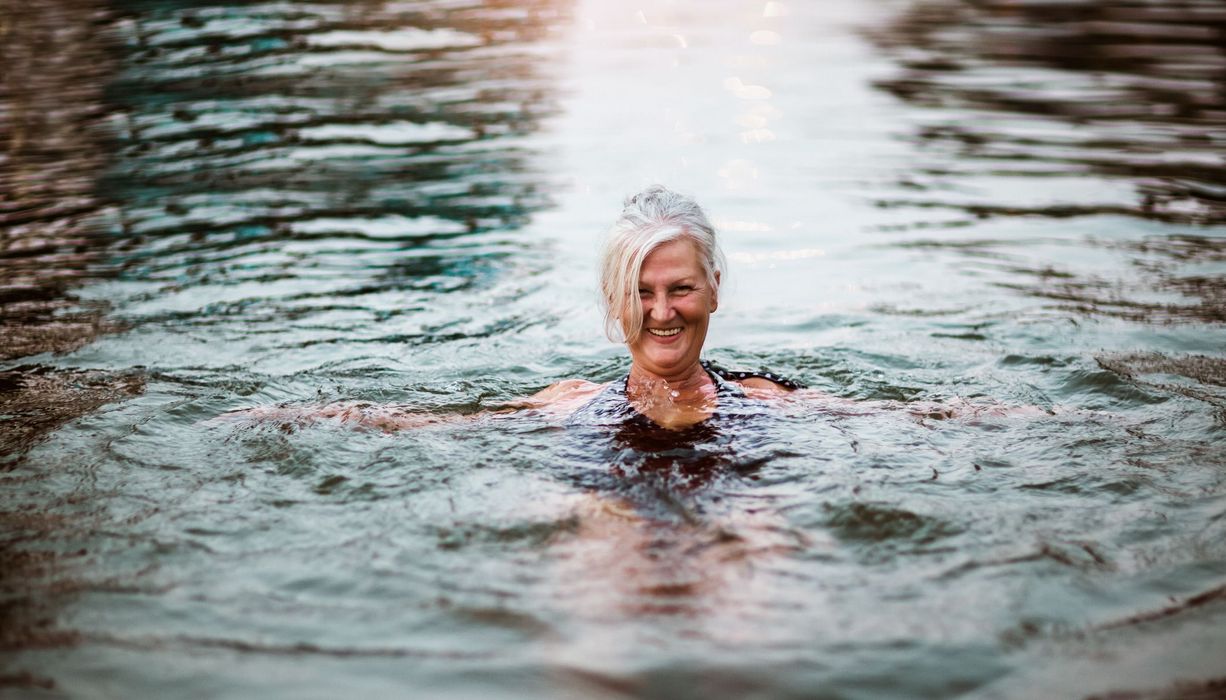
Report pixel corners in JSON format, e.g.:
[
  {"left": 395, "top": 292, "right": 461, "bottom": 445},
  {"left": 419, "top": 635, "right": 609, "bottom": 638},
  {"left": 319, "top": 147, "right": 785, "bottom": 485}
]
[
  {"left": 575, "top": 364, "right": 740, "bottom": 427},
  {"left": 698, "top": 361, "right": 746, "bottom": 398},
  {"left": 570, "top": 361, "right": 800, "bottom": 428},
  {"left": 615, "top": 363, "right": 746, "bottom": 399},
  {"left": 700, "top": 360, "right": 805, "bottom": 391}
]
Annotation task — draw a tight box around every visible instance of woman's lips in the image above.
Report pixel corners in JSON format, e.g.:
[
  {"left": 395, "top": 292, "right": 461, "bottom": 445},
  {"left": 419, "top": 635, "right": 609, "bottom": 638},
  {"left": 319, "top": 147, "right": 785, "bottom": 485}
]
[{"left": 645, "top": 327, "right": 683, "bottom": 343}]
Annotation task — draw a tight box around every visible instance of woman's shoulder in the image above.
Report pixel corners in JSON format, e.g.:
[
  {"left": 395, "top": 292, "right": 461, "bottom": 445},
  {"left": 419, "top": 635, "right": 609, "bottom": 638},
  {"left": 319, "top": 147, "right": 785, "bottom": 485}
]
[
  {"left": 702, "top": 361, "right": 804, "bottom": 395},
  {"left": 514, "top": 378, "right": 606, "bottom": 410},
  {"left": 736, "top": 376, "right": 794, "bottom": 396}
]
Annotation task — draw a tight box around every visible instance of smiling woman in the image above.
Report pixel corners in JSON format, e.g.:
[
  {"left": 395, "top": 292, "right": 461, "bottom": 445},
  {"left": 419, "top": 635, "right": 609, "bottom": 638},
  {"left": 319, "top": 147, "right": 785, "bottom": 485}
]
[
  {"left": 222, "top": 185, "right": 810, "bottom": 431},
  {"left": 525, "top": 185, "right": 802, "bottom": 430},
  {"left": 222, "top": 185, "right": 1034, "bottom": 432}
]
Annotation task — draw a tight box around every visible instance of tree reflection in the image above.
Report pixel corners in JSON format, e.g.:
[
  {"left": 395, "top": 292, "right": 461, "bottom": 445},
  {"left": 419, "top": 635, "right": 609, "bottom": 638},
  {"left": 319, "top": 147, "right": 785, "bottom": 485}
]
[
  {"left": 0, "top": 0, "right": 123, "bottom": 361},
  {"left": 872, "top": 0, "right": 1226, "bottom": 225},
  {"left": 102, "top": 0, "right": 570, "bottom": 331},
  {"left": 0, "top": 0, "right": 572, "bottom": 678},
  {"left": 871, "top": 0, "right": 1226, "bottom": 324}
]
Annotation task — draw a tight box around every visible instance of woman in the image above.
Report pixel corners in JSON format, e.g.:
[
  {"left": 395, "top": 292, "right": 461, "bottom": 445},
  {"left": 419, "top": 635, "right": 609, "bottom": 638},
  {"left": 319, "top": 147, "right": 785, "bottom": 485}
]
[
  {"left": 226, "top": 185, "right": 1024, "bottom": 430},
  {"left": 229, "top": 185, "right": 807, "bottom": 432},
  {"left": 516, "top": 184, "right": 801, "bottom": 430},
  {"left": 216, "top": 190, "right": 1043, "bottom": 623}
]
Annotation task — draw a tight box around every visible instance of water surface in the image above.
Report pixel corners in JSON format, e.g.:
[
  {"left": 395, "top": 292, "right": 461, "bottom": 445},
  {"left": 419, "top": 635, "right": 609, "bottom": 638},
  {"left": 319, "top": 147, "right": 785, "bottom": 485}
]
[{"left": 2, "top": 0, "right": 1225, "bottom": 698}]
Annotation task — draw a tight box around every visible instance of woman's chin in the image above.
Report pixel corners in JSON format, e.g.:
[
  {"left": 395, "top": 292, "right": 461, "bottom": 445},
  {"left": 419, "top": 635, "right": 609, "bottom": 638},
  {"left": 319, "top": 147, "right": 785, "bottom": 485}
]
[{"left": 636, "top": 349, "right": 694, "bottom": 375}]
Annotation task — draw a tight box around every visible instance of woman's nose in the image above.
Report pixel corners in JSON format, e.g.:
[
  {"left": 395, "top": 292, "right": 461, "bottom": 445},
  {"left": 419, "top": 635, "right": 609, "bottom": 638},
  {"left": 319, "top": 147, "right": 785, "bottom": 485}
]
[{"left": 648, "top": 296, "right": 674, "bottom": 321}]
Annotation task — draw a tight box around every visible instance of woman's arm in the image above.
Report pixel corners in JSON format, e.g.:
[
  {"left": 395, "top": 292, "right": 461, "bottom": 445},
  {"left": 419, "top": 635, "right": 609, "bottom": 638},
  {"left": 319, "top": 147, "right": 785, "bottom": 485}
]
[
  {"left": 764, "top": 387, "right": 1049, "bottom": 422},
  {"left": 212, "top": 401, "right": 470, "bottom": 431},
  {"left": 214, "top": 380, "right": 606, "bottom": 432},
  {"left": 506, "top": 379, "right": 603, "bottom": 411}
]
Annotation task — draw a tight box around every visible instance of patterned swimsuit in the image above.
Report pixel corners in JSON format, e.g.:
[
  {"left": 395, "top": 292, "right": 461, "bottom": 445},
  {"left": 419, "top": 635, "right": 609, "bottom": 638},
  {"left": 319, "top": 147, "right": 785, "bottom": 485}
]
[
  {"left": 568, "top": 360, "right": 803, "bottom": 430},
  {"left": 563, "top": 361, "right": 803, "bottom": 492},
  {"left": 561, "top": 360, "right": 804, "bottom": 492}
]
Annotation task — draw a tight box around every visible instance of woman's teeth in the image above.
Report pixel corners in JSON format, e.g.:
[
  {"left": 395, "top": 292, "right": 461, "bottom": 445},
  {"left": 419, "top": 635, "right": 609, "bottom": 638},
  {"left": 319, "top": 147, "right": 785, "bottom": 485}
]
[{"left": 647, "top": 328, "right": 681, "bottom": 337}]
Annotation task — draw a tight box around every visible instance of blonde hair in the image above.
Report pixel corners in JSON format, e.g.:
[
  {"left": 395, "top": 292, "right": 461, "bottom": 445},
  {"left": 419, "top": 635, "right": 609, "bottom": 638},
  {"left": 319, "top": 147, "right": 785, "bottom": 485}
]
[{"left": 599, "top": 185, "right": 725, "bottom": 345}]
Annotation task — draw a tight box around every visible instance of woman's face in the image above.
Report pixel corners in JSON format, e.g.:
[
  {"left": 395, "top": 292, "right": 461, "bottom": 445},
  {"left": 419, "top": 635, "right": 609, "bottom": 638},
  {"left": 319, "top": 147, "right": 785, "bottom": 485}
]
[{"left": 626, "top": 237, "right": 718, "bottom": 381}]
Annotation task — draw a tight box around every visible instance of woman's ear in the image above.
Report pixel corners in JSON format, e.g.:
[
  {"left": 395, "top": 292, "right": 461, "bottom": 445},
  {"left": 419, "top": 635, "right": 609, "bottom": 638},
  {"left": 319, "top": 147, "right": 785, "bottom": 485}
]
[{"left": 710, "top": 271, "right": 721, "bottom": 312}]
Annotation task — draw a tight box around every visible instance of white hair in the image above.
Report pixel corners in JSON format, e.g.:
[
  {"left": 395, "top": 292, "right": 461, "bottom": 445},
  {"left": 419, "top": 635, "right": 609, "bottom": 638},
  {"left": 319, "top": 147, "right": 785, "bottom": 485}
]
[{"left": 598, "top": 185, "right": 725, "bottom": 345}]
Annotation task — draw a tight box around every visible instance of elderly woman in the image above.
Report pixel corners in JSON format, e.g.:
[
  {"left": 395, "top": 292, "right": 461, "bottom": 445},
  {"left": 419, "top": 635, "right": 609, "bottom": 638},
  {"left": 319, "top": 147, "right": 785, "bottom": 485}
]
[
  {"left": 225, "top": 185, "right": 1024, "bottom": 431},
  {"left": 522, "top": 185, "right": 799, "bottom": 430},
  {"left": 227, "top": 184, "right": 804, "bottom": 431}
]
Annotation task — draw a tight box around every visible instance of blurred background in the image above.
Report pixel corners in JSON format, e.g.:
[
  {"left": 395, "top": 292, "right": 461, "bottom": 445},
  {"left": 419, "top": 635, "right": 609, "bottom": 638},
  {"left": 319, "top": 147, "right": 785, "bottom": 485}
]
[{"left": 2, "top": 0, "right": 1224, "bottom": 698}]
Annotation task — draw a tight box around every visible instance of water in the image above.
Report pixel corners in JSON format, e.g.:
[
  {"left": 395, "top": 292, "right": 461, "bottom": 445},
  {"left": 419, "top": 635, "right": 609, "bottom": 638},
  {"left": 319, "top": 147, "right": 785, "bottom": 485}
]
[{"left": 2, "top": 0, "right": 1225, "bottom": 697}]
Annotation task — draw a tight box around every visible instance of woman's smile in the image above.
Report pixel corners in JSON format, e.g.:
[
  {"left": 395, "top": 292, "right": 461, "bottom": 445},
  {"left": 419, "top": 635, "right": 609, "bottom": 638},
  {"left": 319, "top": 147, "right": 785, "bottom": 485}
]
[
  {"left": 646, "top": 327, "right": 682, "bottom": 338},
  {"left": 626, "top": 237, "right": 718, "bottom": 383}
]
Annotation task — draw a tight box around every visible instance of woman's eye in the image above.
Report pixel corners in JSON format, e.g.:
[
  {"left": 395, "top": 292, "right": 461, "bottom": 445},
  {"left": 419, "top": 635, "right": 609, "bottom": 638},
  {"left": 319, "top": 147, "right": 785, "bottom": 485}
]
[{"left": 672, "top": 286, "right": 693, "bottom": 294}]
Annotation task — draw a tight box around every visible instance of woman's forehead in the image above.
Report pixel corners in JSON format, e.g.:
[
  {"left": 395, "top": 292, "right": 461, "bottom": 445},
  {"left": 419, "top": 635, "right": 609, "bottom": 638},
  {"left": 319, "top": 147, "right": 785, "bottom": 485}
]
[
  {"left": 639, "top": 255, "right": 704, "bottom": 286},
  {"left": 641, "top": 238, "right": 703, "bottom": 270}
]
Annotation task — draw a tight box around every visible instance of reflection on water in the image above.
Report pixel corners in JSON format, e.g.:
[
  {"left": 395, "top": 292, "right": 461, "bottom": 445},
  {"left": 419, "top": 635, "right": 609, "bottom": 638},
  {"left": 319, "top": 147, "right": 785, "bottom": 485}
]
[
  {"left": 870, "top": 0, "right": 1226, "bottom": 327},
  {"left": 0, "top": 0, "right": 122, "bottom": 361},
  {"left": 0, "top": 6, "right": 137, "bottom": 682},
  {"left": 100, "top": 0, "right": 566, "bottom": 354},
  {"left": 1097, "top": 351, "right": 1226, "bottom": 424},
  {"left": 872, "top": 0, "right": 1226, "bottom": 225},
  {"left": 1, "top": 0, "right": 571, "bottom": 694}
]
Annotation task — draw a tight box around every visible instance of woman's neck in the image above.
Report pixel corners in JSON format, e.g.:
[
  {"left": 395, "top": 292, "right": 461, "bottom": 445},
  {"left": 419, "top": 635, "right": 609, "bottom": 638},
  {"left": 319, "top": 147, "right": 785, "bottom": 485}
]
[
  {"left": 627, "top": 361, "right": 712, "bottom": 400},
  {"left": 625, "top": 361, "right": 717, "bottom": 429}
]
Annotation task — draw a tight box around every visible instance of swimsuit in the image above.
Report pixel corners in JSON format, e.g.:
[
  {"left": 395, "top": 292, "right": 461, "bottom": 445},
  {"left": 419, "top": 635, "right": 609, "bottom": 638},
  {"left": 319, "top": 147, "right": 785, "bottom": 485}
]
[
  {"left": 704, "top": 363, "right": 804, "bottom": 392},
  {"left": 567, "top": 360, "right": 802, "bottom": 431},
  {"left": 563, "top": 361, "right": 803, "bottom": 492}
]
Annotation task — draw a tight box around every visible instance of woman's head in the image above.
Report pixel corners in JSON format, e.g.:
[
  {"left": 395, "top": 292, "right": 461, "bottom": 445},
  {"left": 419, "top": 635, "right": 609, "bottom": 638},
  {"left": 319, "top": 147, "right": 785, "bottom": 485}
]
[{"left": 599, "top": 185, "right": 726, "bottom": 377}]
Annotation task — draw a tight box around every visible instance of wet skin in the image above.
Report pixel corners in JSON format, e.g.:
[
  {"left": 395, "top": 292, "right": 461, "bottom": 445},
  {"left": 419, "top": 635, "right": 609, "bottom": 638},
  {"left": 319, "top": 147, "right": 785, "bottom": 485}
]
[
  {"left": 626, "top": 237, "right": 719, "bottom": 385},
  {"left": 219, "top": 239, "right": 870, "bottom": 431},
  {"left": 622, "top": 238, "right": 723, "bottom": 427}
]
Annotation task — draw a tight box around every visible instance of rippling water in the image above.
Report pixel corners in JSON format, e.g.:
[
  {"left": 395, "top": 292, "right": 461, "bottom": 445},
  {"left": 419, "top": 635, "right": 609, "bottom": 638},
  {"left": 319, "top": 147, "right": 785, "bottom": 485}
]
[{"left": 2, "top": 0, "right": 1225, "bottom": 697}]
